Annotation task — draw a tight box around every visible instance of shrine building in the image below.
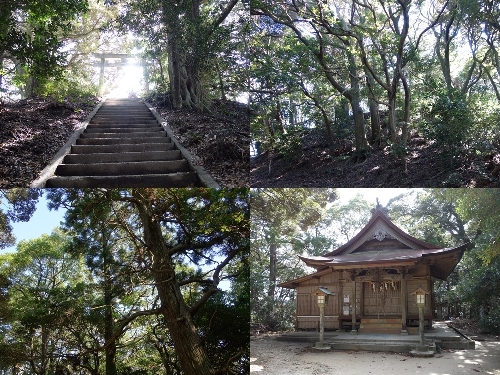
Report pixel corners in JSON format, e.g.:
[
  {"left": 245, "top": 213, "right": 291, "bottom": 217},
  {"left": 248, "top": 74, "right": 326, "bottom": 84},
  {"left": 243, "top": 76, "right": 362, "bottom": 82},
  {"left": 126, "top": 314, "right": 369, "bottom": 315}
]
[{"left": 278, "top": 207, "right": 469, "bottom": 334}]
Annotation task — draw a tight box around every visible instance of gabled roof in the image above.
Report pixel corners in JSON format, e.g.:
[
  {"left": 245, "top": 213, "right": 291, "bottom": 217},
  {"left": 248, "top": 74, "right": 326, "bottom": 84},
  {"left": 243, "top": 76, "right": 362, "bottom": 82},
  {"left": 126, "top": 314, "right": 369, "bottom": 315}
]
[
  {"left": 325, "top": 210, "right": 441, "bottom": 256},
  {"left": 279, "top": 209, "right": 469, "bottom": 288}
]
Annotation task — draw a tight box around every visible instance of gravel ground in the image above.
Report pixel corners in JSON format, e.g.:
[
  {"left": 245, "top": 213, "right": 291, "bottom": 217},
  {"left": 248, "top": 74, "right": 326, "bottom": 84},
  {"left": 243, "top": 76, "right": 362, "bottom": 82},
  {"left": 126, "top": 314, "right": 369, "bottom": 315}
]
[{"left": 250, "top": 335, "right": 500, "bottom": 374}]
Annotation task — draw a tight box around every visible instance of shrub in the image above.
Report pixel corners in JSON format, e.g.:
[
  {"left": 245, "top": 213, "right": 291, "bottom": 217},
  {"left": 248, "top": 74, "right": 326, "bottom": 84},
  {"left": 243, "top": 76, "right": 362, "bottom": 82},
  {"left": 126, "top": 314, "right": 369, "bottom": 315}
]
[{"left": 419, "top": 89, "right": 473, "bottom": 167}]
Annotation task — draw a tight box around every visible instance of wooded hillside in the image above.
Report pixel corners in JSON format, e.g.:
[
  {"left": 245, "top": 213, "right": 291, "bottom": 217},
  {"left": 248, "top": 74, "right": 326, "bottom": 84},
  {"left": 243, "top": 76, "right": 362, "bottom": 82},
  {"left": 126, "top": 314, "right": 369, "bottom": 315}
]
[{"left": 250, "top": 0, "right": 500, "bottom": 187}]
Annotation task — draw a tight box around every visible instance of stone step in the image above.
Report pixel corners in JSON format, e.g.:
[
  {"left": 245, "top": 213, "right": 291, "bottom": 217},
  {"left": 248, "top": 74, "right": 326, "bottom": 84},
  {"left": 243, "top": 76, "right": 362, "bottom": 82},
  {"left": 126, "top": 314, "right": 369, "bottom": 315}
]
[
  {"left": 75, "top": 137, "right": 171, "bottom": 145},
  {"left": 97, "top": 108, "right": 152, "bottom": 112},
  {"left": 63, "top": 150, "right": 182, "bottom": 164},
  {"left": 361, "top": 318, "right": 401, "bottom": 324},
  {"left": 55, "top": 160, "right": 190, "bottom": 176},
  {"left": 93, "top": 114, "right": 155, "bottom": 118},
  {"left": 45, "top": 172, "right": 200, "bottom": 188},
  {"left": 359, "top": 322, "right": 401, "bottom": 334},
  {"left": 101, "top": 102, "right": 146, "bottom": 104},
  {"left": 80, "top": 132, "right": 167, "bottom": 139},
  {"left": 90, "top": 119, "right": 158, "bottom": 124},
  {"left": 33, "top": 97, "right": 219, "bottom": 189},
  {"left": 86, "top": 123, "right": 160, "bottom": 129},
  {"left": 84, "top": 127, "right": 163, "bottom": 133},
  {"left": 71, "top": 143, "right": 175, "bottom": 154},
  {"left": 95, "top": 115, "right": 153, "bottom": 118}
]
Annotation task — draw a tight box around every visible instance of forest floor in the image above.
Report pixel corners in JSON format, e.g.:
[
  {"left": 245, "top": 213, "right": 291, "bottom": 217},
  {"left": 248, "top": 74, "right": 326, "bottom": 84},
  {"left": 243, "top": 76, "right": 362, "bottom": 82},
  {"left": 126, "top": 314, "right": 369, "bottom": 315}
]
[
  {"left": 251, "top": 130, "right": 500, "bottom": 188},
  {"left": 150, "top": 98, "right": 250, "bottom": 187},
  {"left": 250, "top": 321, "right": 500, "bottom": 375},
  {"left": 0, "top": 96, "right": 100, "bottom": 187}
]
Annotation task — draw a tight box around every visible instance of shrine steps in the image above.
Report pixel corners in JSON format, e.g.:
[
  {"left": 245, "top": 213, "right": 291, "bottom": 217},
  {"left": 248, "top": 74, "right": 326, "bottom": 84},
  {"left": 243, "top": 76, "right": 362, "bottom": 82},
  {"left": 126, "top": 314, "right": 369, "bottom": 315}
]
[
  {"left": 276, "top": 321, "right": 476, "bottom": 352},
  {"left": 32, "top": 98, "right": 219, "bottom": 188},
  {"left": 359, "top": 318, "right": 401, "bottom": 334}
]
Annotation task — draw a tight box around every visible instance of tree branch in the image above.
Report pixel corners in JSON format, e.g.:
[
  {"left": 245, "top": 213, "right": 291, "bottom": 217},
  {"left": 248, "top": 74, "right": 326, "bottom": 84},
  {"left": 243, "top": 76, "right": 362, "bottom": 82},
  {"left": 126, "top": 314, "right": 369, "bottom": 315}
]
[
  {"left": 189, "top": 248, "right": 241, "bottom": 316},
  {"left": 212, "top": 0, "right": 239, "bottom": 30}
]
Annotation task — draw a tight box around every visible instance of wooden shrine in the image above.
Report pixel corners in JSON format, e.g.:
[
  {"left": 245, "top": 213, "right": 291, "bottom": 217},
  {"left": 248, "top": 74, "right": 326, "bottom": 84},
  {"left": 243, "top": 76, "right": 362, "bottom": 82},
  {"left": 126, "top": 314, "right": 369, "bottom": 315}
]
[{"left": 278, "top": 207, "right": 469, "bottom": 334}]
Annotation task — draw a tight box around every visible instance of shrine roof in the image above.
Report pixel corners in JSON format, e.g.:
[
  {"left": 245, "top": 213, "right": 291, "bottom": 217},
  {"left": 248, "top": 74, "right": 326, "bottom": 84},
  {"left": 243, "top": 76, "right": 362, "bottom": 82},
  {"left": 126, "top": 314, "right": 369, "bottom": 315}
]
[
  {"left": 278, "top": 209, "right": 470, "bottom": 288},
  {"left": 299, "top": 243, "right": 469, "bottom": 279},
  {"left": 324, "top": 210, "right": 440, "bottom": 257}
]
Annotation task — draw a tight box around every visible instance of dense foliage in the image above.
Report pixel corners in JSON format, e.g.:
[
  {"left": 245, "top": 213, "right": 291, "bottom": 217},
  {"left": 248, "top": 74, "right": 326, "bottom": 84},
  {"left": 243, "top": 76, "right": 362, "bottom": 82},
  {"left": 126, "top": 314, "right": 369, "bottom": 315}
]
[
  {"left": 250, "top": 188, "right": 337, "bottom": 329},
  {"left": 1, "top": 0, "right": 248, "bottom": 109},
  {"left": 0, "top": 189, "right": 42, "bottom": 249},
  {"left": 0, "top": 0, "right": 90, "bottom": 99}
]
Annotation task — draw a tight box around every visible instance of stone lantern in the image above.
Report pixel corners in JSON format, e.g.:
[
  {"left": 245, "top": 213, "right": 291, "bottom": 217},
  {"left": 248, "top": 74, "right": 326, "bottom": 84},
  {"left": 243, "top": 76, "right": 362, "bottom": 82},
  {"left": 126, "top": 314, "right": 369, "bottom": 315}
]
[
  {"left": 411, "top": 285, "right": 429, "bottom": 346},
  {"left": 410, "top": 285, "right": 434, "bottom": 356},
  {"left": 311, "top": 287, "right": 335, "bottom": 350}
]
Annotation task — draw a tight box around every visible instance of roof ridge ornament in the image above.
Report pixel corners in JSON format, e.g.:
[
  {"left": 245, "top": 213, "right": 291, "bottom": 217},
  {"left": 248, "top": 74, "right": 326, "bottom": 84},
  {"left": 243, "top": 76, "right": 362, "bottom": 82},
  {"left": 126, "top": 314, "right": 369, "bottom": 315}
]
[{"left": 371, "top": 198, "right": 389, "bottom": 217}]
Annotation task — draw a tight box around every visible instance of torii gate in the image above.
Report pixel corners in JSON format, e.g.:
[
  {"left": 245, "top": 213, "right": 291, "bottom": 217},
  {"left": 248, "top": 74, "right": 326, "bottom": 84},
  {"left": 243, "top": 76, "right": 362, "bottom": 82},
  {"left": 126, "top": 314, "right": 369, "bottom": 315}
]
[{"left": 93, "top": 53, "right": 150, "bottom": 95}]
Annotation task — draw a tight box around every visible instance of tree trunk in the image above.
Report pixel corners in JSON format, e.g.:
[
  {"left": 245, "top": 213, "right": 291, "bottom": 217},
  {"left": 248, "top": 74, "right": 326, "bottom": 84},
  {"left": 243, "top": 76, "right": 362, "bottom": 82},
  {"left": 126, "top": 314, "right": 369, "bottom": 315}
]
[
  {"left": 387, "top": 95, "right": 397, "bottom": 142},
  {"left": 215, "top": 60, "right": 226, "bottom": 101},
  {"left": 369, "top": 99, "right": 380, "bottom": 147},
  {"left": 275, "top": 102, "right": 285, "bottom": 133},
  {"left": 104, "top": 267, "right": 117, "bottom": 375},
  {"left": 268, "top": 231, "right": 277, "bottom": 306},
  {"left": 347, "top": 52, "right": 368, "bottom": 154},
  {"left": 135, "top": 198, "right": 215, "bottom": 375},
  {"left": 351, "top": 96, "right": 368, "bottom": 154},
  {"left": 365, "top": 69, "right": 381, "bottom": 146},
  {"left": 163, "top": 0, "right": 203, "bottom": 110},
  {"left": 400, "top": 72, "right": 411, "bottom": 146},
  {"left": 263, "top": 115, "right": 275, "bottom": 148},
  {"left": 168, "top": 39, "right": 182, "bottom": 109}
]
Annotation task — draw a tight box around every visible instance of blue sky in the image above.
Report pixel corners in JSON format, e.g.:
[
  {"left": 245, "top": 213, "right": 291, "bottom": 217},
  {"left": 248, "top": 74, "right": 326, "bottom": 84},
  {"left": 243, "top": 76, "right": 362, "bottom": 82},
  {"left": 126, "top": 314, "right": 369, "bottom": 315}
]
[{"left": 1, "top": 193, "right": 66, "bottom": 254}]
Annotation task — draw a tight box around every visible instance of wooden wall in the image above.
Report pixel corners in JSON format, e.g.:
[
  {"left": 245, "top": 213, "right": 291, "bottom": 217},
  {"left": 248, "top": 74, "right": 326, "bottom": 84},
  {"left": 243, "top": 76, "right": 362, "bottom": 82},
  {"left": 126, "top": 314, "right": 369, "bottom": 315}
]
[{"left": 294, "top": 266, "right": 432, "bottom": 330}]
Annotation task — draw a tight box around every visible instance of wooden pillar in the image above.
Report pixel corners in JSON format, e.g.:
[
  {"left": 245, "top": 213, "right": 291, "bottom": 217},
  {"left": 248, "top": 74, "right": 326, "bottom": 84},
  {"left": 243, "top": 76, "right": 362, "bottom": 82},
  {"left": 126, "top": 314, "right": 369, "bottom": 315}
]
[
  {"left": 429, "top": 277, "right": 433, "bottom": 329},
  {"left": 359, "top": 281, "right": 364, "bottom": 316},
  {"left": 319, "top": 304, "right": 325, "bottom": 344},
  {"left": 351, "top": 271, "right": 357, "bottom": 334},
  {"left": 401, "top": 268, "right": 408, "bottom": 335},
  {"left": 418, "top": 304, "right": 425, "bottom": 346},
  {"left": 339, "top": 275, "right": 343, "bottom": 318}
]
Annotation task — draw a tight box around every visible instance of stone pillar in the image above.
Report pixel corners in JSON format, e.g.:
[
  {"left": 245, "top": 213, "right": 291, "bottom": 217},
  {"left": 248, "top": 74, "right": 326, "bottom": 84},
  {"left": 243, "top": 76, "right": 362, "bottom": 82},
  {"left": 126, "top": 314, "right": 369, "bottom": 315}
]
[
  {"left": 314, "top": 303, "right": 331, "bottom": 350},
  {"left": 401, "top": 269, "right": 408, "bottom": 335},
  {"left": 99, "top": 57, "right": 105, "bottom": 95},
  {"left": 351, "top": 276, "right": 357, "bottom": 334},
  {"left": 418, "top": 304, "right": 425, "bottom": 346},
  {"left": 319, "top": 304, "right": 325, "bottom": 344}
]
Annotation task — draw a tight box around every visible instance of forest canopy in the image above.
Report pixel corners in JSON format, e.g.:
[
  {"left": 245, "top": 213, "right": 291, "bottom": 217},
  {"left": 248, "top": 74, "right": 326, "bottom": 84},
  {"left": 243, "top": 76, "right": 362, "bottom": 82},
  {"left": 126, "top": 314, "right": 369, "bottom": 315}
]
[
  {"left": 0, "top": 188, "right": 250, "bottom": 375},
  {"left": 250, "top": 0, "right": 500, "bottom": 186}
]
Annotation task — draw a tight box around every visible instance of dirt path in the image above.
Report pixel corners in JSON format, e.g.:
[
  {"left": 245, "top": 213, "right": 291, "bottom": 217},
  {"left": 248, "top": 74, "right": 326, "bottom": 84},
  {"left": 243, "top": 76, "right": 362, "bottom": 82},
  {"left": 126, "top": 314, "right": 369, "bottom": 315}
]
[{"left": 250, "top": 336, "right": 500, "bottom": 374}]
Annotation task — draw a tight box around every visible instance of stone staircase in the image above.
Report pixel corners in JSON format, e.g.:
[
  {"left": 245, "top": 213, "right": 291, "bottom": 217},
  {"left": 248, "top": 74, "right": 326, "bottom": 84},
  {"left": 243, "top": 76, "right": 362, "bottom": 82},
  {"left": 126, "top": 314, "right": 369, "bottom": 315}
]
[
  {"left": 359, "top": 318, "right": 402, "bottom": 334},
  {"left": 32, "top": 98, "right": 219, "bottom": 188}
]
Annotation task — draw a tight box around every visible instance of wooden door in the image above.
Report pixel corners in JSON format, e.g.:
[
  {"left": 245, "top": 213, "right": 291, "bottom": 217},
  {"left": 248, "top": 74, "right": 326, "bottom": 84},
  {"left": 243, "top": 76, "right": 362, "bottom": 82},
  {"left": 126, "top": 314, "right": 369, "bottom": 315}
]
[{"left": 363, "top": 281, "right": 401, "bottom": 316}]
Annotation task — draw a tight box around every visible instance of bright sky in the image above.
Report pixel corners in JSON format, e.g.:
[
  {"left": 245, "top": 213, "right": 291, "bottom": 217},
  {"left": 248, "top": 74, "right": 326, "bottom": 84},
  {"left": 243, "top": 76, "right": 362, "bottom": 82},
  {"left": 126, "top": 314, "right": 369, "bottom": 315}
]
[
  {"left": 107, "top": 62, "right": 144, "bottom": 98},
  {"left": 336, "top": 188, "right": 423, "bottom": 206}
]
